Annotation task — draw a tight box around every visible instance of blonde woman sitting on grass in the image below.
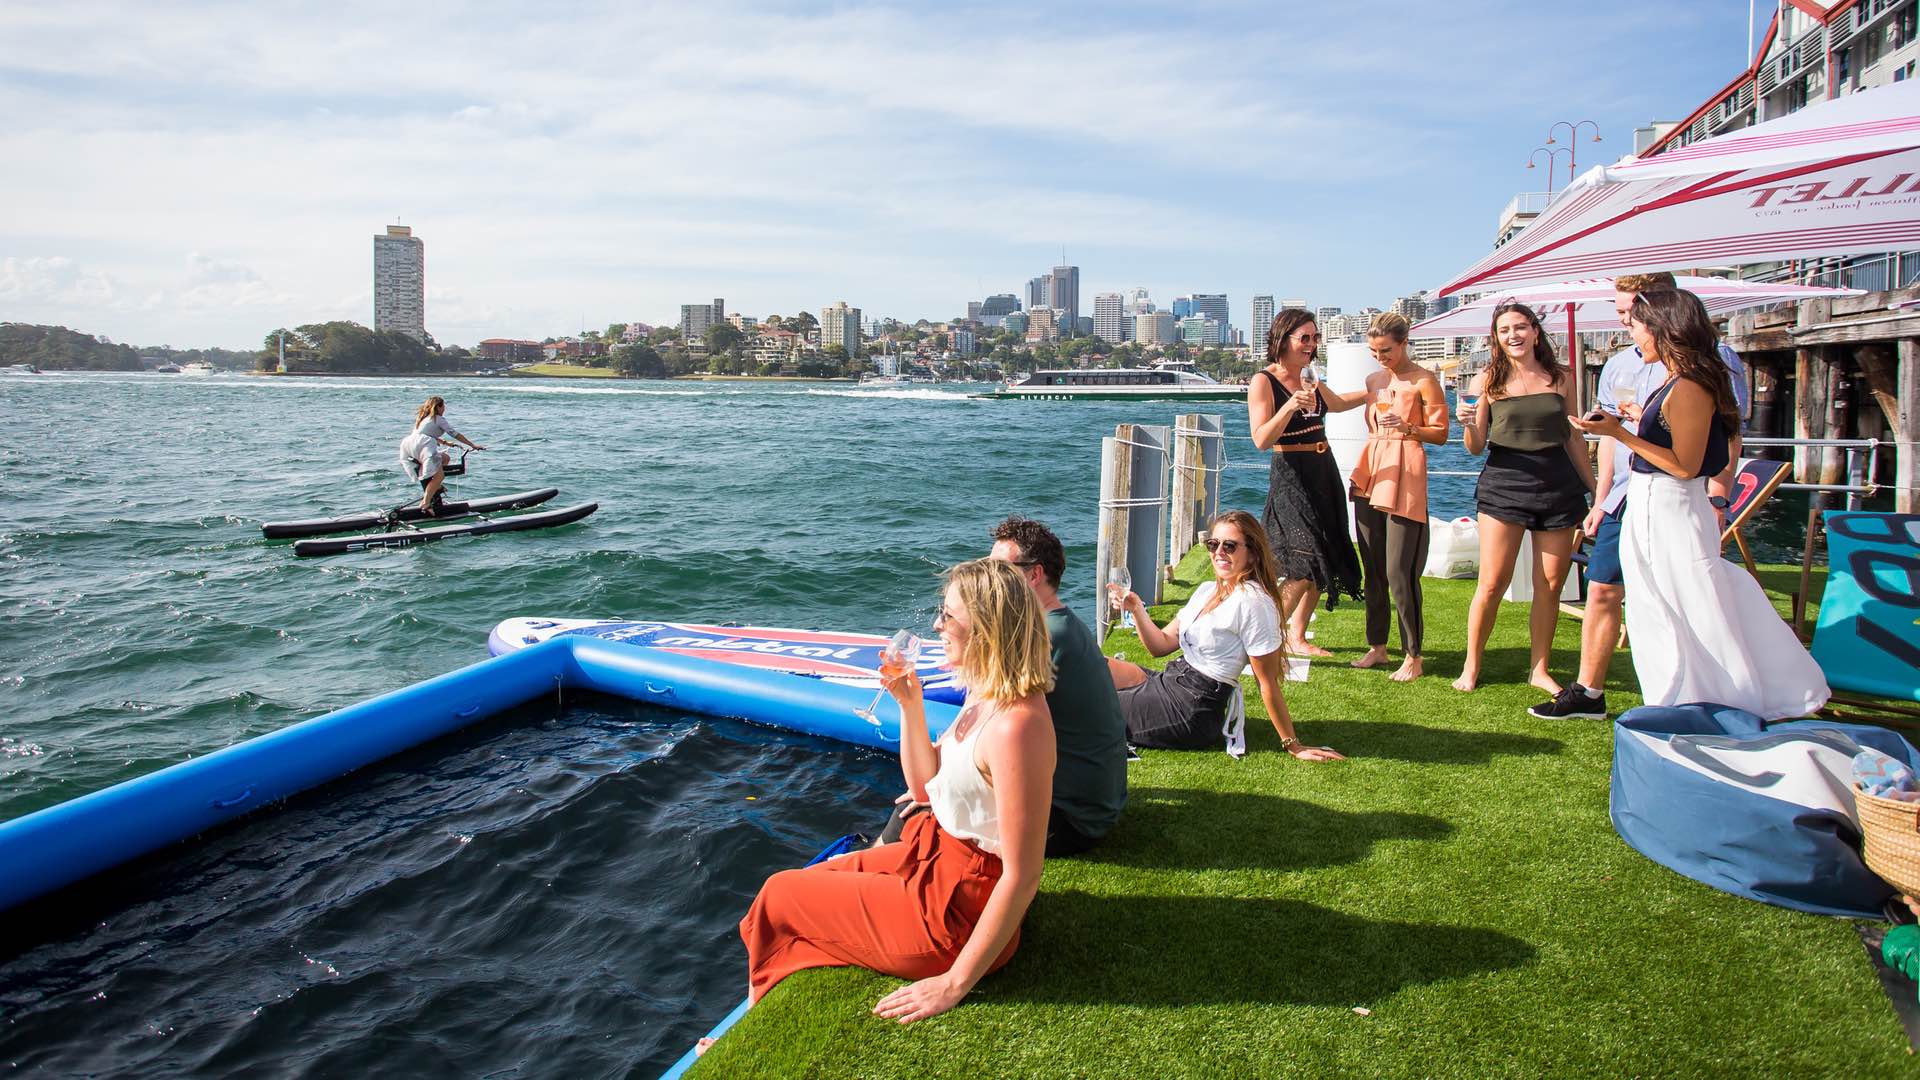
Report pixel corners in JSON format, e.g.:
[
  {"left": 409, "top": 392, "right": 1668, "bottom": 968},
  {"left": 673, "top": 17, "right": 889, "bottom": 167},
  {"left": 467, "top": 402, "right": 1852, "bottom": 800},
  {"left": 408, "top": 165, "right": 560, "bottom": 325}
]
[{"left": 736, "top": 558, "right": 1056, "bottom": 1025}]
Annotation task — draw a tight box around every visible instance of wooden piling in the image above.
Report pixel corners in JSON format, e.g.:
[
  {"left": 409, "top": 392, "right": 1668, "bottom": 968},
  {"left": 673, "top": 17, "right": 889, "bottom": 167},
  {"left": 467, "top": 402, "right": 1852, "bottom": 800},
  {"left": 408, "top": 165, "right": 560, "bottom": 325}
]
[{"left": 1168, "top": 413, "right": 1223, "bottom": 575}]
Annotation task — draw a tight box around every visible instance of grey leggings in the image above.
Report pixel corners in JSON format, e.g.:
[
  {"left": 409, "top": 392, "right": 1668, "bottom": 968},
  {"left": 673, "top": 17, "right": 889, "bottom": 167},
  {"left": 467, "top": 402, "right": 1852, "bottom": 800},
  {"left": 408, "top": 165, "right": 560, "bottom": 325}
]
[{"left": 1351, "top": 499, "right": 1428, "bottom": 655}]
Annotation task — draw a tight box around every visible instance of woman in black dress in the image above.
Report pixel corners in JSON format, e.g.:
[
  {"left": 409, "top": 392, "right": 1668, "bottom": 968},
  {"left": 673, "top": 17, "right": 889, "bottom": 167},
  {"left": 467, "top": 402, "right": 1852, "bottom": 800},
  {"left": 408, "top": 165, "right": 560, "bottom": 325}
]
[{"left": 1248, "top": 308, "right": 1363, "bottom": 657}]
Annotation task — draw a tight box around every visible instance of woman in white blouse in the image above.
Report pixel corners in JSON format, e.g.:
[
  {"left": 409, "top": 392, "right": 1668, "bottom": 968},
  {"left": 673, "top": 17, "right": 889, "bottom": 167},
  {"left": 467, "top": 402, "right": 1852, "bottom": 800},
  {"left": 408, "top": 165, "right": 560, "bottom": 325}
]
[{"left": 1107, "top": 510, "right": 1344, "bottom": 760}]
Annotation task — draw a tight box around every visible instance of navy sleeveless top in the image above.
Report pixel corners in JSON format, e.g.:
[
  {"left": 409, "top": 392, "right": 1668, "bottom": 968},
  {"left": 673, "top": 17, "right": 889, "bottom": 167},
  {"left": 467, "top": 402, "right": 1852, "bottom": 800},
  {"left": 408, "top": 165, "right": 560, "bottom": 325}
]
[
  {"left": 1632, "top": 378, "right": 1731, "bottom": 479},
  {"left": 1257, "top": 369, "right": 1327, "bottom": 447}
]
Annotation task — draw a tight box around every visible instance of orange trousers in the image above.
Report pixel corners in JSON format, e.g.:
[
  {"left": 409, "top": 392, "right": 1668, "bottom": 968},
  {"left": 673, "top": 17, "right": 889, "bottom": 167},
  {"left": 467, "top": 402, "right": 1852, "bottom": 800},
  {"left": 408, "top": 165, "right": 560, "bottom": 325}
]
[{"left": 739, "top": 812, "right": 1017, "bottom": 1003}]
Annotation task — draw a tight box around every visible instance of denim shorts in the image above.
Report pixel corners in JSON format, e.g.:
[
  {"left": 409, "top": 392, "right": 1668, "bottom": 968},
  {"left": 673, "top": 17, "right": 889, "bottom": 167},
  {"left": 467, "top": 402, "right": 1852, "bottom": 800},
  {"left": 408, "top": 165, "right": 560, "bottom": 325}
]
[{"left": 1585, "top": 507, "right": 1624, "bottom": 587}]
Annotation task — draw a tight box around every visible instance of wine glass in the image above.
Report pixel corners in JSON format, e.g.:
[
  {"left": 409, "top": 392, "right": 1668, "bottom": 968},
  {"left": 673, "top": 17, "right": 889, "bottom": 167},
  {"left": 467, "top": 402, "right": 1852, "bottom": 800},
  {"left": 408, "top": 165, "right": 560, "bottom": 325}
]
[
  {"left": 855, "top": 629, "right": 923, "bottom": 725},
  {"left": 1612, "top": 380, "right": 1638, "bottom": 418},
  {"left": 1373, "top": 387, "right": 1394, "bottom": 424},
  {"left": 1300, "top": 364, "right": 1321, "bottom": 416},
  {"left": 1107, "top": 566, "right": 1134, "bottom": 629}
]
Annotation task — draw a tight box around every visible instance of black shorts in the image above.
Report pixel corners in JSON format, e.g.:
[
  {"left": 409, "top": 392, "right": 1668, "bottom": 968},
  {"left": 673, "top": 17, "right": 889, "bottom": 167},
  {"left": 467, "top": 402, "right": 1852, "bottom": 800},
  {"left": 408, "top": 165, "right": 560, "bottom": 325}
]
[
  {"left": 1119, "top": 658, "right": 1237, "bottom": 751},
  {"left": 1475, "top": 446, "right": 1587, "bottom": 532}
]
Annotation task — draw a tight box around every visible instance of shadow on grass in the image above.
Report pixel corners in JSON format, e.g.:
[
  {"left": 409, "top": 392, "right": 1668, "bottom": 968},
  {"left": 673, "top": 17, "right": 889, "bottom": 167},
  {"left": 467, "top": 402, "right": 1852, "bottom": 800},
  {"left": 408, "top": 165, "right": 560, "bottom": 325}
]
[
  {"left": 1077, "top": 787, "right": 1449, "bottom": 873},
  {"left": 1300, "top": 720, "right": 1561, "bottom": 764},
  {"left": 999, "top": 890, "right": 1535, "bottom": 1006}
]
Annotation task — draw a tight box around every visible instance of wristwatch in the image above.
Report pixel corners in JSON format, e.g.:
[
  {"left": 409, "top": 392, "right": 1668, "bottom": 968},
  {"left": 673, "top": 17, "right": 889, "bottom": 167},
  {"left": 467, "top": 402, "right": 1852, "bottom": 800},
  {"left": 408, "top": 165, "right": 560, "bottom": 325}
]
[{"left": 1279, "top": 736, "right": 1300, "bottom": 752}]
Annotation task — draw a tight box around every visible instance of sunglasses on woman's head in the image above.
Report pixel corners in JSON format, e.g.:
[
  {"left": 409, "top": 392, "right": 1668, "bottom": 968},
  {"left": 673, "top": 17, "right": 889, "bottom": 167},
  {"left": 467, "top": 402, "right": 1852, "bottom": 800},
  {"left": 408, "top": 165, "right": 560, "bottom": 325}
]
[{"left": 1203, "top": 538, "right": 1242, "bottom": 554}]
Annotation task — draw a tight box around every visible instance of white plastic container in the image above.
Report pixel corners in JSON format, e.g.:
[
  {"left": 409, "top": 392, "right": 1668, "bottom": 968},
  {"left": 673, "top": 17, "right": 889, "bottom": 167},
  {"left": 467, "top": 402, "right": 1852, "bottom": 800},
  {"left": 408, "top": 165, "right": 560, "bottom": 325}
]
[
  {"left": 1423, "top": 516, "right": 1480, "bottom": 579},
  {"left": 1503, "top": 530, "right": 1584, "bottom": 602},
  {"left": 1323, "top": 341, "right": 1373, "bottom": 540}
]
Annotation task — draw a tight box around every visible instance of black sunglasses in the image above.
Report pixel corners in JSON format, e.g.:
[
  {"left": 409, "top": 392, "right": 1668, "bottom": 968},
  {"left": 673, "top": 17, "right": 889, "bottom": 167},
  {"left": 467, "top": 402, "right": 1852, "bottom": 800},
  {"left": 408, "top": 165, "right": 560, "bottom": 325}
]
[{"left": 1202, "top": 538, "right": 1242, "bottom": 554}]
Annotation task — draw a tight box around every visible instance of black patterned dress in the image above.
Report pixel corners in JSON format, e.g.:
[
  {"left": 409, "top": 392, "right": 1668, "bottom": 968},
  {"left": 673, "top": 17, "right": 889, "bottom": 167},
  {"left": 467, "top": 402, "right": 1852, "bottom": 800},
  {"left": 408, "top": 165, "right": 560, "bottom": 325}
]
[{"left": 1256, "top": 370, "right": 1363, "bottom": 610}]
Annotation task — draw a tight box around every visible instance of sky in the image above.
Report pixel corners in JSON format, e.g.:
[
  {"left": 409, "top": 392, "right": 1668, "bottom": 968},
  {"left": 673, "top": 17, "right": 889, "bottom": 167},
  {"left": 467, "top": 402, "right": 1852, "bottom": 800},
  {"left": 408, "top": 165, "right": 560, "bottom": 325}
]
[{"left": 0, "top": 1, "right": 1767, "bottom": 349}]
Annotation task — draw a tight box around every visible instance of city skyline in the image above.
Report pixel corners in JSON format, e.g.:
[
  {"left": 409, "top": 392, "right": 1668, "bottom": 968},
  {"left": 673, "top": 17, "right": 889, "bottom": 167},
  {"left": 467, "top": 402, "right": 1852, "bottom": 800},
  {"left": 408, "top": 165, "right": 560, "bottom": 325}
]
[{"left": 1, "top": 3, "right": 1755, "bottom": 348}]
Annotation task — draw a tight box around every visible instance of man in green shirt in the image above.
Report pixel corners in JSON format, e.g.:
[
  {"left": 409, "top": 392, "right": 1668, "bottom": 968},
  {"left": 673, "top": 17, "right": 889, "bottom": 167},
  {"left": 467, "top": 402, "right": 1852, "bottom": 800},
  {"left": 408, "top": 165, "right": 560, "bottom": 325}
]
[{"left": 988, "top": 516, "right": 1129, "bottom": 855}]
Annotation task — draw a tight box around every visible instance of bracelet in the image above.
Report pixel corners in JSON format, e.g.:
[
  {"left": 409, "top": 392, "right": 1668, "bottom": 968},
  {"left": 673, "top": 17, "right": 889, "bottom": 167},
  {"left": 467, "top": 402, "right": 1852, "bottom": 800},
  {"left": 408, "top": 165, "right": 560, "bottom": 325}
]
[{"left": 1279, "top": 736, "right": 1300, "bottom": 751}]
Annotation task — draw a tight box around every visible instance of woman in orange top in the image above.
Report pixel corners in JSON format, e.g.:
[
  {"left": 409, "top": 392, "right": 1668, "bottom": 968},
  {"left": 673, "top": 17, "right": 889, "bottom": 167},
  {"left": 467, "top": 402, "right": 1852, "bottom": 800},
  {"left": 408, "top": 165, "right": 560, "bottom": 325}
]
[
  {"left": 737, "top": 558, "right": 1056, "bottom": 1024},
  {"left": 1334, "top": 313, "right": 1448, "bottom": 681}
]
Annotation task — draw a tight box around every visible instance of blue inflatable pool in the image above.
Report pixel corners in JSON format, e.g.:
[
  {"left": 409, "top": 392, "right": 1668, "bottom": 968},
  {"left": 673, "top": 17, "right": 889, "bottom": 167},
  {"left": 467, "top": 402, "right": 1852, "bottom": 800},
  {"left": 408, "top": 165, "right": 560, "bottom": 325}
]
[{"left": 0, "top": 637, "right": 959, "bottom": 915}]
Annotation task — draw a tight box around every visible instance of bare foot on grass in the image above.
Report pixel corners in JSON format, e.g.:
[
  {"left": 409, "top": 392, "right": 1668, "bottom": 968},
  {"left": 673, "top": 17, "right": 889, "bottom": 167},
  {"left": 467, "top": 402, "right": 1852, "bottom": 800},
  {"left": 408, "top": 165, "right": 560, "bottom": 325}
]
[
  {"left": 1289, "top": 639, "right": 1334, "bottom": 659},
  {"left": 1391, "top": 656, "right": 1423, "bottom": 682},
  {"left": 1351, "top": 646, "right": 1389, "bottom": 670},
  {"left": 1452, "top": 669, "right": 1478, "bottom": 692},
  {"left": 1529, "top": 671, "right": 1563, "bottom": 697}
]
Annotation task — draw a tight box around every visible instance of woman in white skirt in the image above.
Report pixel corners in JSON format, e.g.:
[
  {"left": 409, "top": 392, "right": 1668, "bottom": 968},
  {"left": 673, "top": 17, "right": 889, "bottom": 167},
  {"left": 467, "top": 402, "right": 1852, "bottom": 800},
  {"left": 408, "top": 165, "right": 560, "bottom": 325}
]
[{"left": 1571, "top": 289, "right": 1828, "bottom": 720}]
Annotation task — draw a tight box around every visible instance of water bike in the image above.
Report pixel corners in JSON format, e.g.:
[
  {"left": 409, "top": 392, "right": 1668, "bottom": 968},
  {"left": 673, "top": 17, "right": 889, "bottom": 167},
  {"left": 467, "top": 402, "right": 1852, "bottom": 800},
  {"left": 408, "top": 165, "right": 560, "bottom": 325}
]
[{"left": 262, "top": 449, "right": 599, "bottom": 556}]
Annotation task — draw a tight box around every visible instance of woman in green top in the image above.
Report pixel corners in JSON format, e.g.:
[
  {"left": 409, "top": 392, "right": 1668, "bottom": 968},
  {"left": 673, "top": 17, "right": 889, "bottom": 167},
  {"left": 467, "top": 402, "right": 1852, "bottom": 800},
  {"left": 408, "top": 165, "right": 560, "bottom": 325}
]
[{"left": 1453, "top": 302, "right": 1594, "bottom": 695}]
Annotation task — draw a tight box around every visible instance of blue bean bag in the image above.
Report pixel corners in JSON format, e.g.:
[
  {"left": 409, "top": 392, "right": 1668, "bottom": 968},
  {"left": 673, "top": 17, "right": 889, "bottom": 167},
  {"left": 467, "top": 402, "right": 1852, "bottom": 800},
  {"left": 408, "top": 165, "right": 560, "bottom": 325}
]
[{"left": 1611, "top": 703, "right": 1920, "bottom": 918}]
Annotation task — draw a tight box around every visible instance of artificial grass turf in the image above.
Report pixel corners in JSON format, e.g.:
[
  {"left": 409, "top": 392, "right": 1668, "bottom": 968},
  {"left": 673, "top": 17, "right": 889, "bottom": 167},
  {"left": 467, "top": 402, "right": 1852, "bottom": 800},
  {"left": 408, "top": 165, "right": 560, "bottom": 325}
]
[{"left": 691, "top": 551, "right": 1901, "bottom": 1078}]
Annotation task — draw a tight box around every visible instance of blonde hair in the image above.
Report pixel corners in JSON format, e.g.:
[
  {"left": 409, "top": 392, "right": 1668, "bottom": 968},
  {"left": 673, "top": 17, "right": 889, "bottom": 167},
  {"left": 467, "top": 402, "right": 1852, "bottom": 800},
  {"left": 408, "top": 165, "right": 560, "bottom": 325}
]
[
  {"left": 1614, "top": 272, "right": 1677, "bottom": 294},
  {"left": 1200, "top": 511, "right": 1285, "bottom": 628},
  {"left": 1366, "top": 312, "right": 1410, "bottom": 343},
  {"left": 944, "top": 558, "right": 1055, "bottom": 702},
  {"left": 415, "top": 395, "right": 446, "bottom": 426}
]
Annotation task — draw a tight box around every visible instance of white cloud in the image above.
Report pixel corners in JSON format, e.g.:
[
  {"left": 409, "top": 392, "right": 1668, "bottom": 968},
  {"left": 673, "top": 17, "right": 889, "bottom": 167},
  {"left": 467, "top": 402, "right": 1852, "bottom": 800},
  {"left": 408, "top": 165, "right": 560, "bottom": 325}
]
[
  {"left": 0, "top": 2, "right": 1752, "bottom": 346},
  {"left": 0, "top": 256, "right": 120, "bottom": 308}
]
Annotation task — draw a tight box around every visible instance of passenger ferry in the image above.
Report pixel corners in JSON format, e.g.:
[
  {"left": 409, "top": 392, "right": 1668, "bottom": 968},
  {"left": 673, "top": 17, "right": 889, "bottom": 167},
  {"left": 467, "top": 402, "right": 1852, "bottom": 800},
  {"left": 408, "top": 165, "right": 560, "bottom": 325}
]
[{"left": 977, "top": 360, "right": 1243, "bottom": 401}]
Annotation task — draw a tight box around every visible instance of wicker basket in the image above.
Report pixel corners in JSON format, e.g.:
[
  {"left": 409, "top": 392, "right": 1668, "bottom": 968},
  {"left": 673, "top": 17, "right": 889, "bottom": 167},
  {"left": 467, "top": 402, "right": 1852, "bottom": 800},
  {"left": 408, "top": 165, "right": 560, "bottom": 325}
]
[{"left": 1856, "top": 784, "right": 1920, "bottom": 897}]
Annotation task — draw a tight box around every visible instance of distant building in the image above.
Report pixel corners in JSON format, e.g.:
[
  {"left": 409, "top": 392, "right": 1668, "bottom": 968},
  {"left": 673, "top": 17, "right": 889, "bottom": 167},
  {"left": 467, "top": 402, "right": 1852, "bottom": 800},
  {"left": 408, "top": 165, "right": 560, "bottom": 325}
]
[
  {"left": 1025, "top": 306, "right": 1060, "bottom": 343},
  {"left": 1049, "top": 265, "right": 1080, "bottom": 329},
  {"left": 821, "top": 301, "right": 862, "bottom": 356},
  {"left": 1190, "top": 294, "right": 1229, "bottom": 339},
  {"left": 1093, "top": 291, "right": 1130, "bottom": 343},
  {"left": 1392, "top": 292, "right": 1430, "bottom": 323},
  {"left": 478, "top": 338, "right": 543, "bottom": 363},
  {"left": 952, "top": 327, "right": 977, "bottom": 356},
  {"left": 619, "top": 323, "right": 654, "bottom": 344},
  {"left": 725, "top": 313, "right": 757, "bottom": 330},
  {"left": 1026, "top": 276, "right": 1050, "bottom": 311},
  {"left": 1281, "top": 298, "right": 1308, "bottom": 313},
  {"left": 373, "top": 224, "right": 426, "bottom": 341},
  {"left": 1315, "top": 305, "right": 1343, "bottom": 326},
  {"left": 681, "top": 298, "right": 725, "bottom": 343},
  {"left": 1251, "top": 295, "right": 1275, "bottom": 359},
  {"left": 980, "top": 293, "right": 1021, "bottom": 318},
  {"left": 1171, "top": 296, "right": 1194, "bottom": 318},
  {"left": 1126, "top": 287, "right": 1152, "bottom": 314},
  {"left": 1134, "top": 311, "right": 1177, "bottom": 345},
  {"left": 1179, "top": 316, "right": 1226, "bottom": 346},
  {"left": 1002, "top": 310, "right": 1030, "bottom": 334},
  {"left": 965, "top": 301, "right": 983, "bottom": 321}
]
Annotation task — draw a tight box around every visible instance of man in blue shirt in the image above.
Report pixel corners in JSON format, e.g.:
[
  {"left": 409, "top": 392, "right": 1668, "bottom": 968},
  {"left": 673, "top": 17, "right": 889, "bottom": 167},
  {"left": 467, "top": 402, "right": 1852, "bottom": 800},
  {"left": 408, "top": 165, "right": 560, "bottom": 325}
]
[{"left": 1529, "top": 273, "right": 1750, "bottom": 720}]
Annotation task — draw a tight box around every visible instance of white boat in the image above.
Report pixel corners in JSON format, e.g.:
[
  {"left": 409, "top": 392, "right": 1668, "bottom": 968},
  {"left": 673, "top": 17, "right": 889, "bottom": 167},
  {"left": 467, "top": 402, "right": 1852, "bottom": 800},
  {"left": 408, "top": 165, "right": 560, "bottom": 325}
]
[
  {"left": 0, "top": 363, "right": 40, "bottom": 375},
  {"left": 180, "top": 361, "right": 215, "bottom": 376},
  {"left": 977, "top": 360, "right": 1242, "bottom": 401}
]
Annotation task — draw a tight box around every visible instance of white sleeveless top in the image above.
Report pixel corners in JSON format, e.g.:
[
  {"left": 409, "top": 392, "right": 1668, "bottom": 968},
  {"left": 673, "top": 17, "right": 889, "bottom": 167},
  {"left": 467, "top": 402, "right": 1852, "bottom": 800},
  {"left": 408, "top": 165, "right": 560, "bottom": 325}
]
[{"left": 926, "top": 704, "right": 1002, "bottom": 855}]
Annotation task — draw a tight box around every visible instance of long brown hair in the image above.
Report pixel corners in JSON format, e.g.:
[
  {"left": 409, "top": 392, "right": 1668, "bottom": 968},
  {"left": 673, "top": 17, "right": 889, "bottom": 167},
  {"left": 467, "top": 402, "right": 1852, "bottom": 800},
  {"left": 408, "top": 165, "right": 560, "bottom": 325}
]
[
  {"left": 414, "top": 395, "right": 446, "bottom": 426},
  {"left": 1630, "top": 289, "right": 1739, "bottom": 429},
  {"left": 1266, "top": 308, "right": 1316, "bottom": 367},
  {"left": 1202, "top": 510, "right": 1284, "bottom": 620},
  {"left": 1482, "top": 302, "right": 1562, "bottom": 401}
]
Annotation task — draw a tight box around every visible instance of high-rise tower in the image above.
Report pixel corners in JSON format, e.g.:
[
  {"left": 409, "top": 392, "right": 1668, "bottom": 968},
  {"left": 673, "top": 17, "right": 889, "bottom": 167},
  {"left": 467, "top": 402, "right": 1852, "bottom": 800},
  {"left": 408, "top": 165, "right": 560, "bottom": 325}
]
[{"left": 373, "top": 224, "right": 426, "bottom": 341}]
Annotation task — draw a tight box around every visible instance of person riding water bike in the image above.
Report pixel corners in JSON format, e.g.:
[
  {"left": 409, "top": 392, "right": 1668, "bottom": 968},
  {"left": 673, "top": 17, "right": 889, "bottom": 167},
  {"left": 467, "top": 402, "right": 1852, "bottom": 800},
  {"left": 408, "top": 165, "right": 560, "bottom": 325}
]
[{"left": 397, "top": 396, "right": 485, "bottom": 513}]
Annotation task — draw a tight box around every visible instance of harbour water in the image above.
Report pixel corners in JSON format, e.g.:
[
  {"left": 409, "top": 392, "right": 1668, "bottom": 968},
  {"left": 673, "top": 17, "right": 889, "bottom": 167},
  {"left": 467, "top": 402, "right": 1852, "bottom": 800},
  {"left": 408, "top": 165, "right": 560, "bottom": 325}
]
[{"left": 0, "top": 373, "right": 1813, "bottom": 1075}]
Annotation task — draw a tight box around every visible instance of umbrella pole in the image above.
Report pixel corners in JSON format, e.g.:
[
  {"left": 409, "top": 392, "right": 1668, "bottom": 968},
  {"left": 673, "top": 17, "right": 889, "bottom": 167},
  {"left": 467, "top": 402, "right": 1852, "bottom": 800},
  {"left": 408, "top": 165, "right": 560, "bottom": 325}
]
[{"left": 1567, "top": 305, "right": 1583, "bottom": 415}]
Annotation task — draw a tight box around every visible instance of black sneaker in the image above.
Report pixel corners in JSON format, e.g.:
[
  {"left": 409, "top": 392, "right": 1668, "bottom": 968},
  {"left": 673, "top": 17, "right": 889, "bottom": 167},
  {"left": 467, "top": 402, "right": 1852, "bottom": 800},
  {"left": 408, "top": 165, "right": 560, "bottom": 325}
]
[{"left": 1528, "top": 684, "right": 1608, "bottom": 720}]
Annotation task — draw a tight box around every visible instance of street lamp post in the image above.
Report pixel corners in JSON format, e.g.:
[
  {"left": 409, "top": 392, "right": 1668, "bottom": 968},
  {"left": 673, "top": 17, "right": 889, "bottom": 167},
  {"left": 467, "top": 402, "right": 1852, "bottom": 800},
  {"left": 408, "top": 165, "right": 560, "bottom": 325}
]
[
  {"left": 1527, "top": 146, "right": 1573, "bottom": 194},
  {"left": 1545, "top": 120, "right": 1603, "bottom": 185}
]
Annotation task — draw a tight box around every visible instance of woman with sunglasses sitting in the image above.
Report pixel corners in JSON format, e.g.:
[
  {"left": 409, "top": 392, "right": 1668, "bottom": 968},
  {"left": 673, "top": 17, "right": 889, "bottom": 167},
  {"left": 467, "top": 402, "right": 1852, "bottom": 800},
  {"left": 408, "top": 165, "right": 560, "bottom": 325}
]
[
  {"left": 737, "top": 558, "right": 1056, "bottom": 1024},
  {"left": 1106, "top": 511, "right": 1345, "bottom": 760}
]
